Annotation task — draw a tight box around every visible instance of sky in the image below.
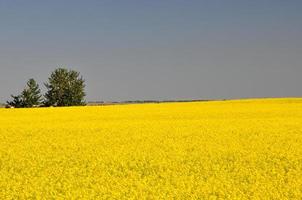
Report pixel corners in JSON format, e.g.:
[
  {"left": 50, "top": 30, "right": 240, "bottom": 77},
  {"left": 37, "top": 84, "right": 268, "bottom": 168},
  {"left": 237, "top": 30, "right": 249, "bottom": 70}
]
[{"left": 0, "top": 0, "right": 301, "bottom": 102}]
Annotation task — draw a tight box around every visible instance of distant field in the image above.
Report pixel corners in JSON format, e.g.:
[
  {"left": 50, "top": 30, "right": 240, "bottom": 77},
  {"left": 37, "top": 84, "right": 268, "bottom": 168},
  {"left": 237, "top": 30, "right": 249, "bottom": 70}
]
[{"left": 0, "top": 98, "right": 301, "bottom": 199}]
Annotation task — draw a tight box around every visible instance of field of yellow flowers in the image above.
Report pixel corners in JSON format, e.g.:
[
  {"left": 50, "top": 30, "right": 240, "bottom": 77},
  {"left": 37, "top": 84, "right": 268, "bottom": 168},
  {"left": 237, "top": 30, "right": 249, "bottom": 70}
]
[{"left": 0, "top": 98, "right": 301, "bottom": 199}]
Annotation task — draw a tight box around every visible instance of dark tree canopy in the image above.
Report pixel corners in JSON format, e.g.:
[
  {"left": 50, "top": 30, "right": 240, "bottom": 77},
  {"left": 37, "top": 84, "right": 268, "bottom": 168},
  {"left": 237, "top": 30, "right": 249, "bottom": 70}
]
[
  {"left": 44, "top": 68, "right": 86, "bottom": 107},
  {"left": 6, "top": 95, "right": 23, "bottom": 108},
  {"left": 6, "top": 78, "right": 42, "bottom": 108},
  {"left": 22, "top": 79, "right": 42, "bottom": 107}
]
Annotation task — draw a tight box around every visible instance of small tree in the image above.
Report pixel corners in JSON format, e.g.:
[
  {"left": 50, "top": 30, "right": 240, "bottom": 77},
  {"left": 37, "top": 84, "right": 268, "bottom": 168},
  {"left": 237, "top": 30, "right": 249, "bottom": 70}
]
[
  {"left": 6, "top": 95, "right": 23, "bottom": 108},
  {"left": 21, "top": 79, "right": 42, "bottom": 107},
  {"left": 6, "top": 78, "right": 42, "bottom": 108},
  {"left": 44, "top": 68, "right": 86, "bottom": 107}
]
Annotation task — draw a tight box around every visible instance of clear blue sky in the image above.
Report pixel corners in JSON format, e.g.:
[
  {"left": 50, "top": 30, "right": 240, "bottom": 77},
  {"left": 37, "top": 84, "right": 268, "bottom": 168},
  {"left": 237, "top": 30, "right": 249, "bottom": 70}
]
[{"left": 0, "top": 0, "right": 302, "bottom": 102}]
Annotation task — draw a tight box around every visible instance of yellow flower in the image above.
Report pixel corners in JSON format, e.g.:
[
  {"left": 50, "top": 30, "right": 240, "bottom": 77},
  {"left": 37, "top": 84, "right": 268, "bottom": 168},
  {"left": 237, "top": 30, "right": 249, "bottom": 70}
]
[{"left": 0, "top": 98, "right": 301, "bottom": 199}]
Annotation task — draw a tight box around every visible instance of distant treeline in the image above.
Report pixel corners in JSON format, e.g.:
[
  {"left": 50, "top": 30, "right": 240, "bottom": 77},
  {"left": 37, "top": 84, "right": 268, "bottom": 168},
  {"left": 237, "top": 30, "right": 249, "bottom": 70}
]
[{"left": 86, "top": 99, "right": 211, "bottom": 106}]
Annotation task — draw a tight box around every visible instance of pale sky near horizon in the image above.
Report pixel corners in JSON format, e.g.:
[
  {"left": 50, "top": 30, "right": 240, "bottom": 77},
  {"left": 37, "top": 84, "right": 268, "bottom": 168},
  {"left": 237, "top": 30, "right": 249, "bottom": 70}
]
[{"left": 0, "top": 0, "right": 301, "bottom": 102}]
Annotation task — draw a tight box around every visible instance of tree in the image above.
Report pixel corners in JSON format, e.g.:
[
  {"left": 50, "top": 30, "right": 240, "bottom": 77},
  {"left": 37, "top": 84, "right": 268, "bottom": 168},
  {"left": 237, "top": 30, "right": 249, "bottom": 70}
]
[
  {"left": 21, "top": 79, "right": 42, "bottom": 107},
  {"left": 44, "top": 68, "right": 86, "bottom": 107},
  {"left": 6, "top": 78, "right": 42, "bottom": 108},
  {"left": 6, "top": 95, "right": 23, "bottom": 108}
]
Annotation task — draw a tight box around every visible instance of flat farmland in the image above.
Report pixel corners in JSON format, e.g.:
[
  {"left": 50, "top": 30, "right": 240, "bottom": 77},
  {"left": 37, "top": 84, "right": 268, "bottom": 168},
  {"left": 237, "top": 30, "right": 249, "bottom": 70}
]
[{"left": 0, "top": 98, "right": 301, "bottom": 199}]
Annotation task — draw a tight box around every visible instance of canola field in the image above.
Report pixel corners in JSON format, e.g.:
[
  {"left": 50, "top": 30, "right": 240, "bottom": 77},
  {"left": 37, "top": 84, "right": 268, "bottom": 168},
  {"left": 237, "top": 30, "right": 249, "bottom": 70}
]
[{"left": 0, "top": 98, "right": 301, "bottom": 199}]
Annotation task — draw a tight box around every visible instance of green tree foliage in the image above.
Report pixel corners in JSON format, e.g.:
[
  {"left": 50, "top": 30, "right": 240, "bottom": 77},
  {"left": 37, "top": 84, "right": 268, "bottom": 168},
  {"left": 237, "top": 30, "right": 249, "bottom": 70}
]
[
  {"left": 22, "top": 79, "right": 43, "bottom": 107},
  {"left": 6, "top": 95, "right": 24, "bottom": 108},
  {"left": 6, "top": 79, "right": 42, "bottom": 108},
  {"left": 44, "top": 68, "right": 86, "bottom": 107}
]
